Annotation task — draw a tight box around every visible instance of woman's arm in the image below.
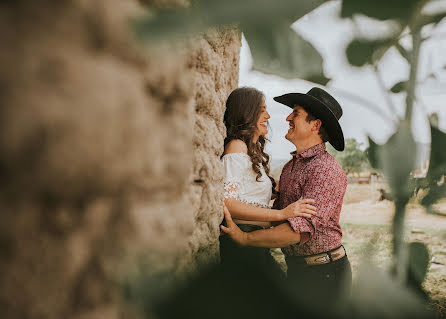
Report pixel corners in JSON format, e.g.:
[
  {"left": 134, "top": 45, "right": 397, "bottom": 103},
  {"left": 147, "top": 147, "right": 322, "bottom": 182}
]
[
  {"left": 221, "top": 204, "right": 301, "bottom": 248},
  {"left": 224, "top": 197, "right": 317, "bottom": 222}
]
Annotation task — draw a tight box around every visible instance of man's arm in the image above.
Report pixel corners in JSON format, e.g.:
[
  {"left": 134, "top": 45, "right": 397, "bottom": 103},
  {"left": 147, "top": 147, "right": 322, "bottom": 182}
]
[
  {"left": 225, "top": 198, "right": 317, "bottom": 222},
  {"left": 244, "top": 223, "right": 301, "bottom": 248},
  {"left": 221, "top": 204, "right": 300, "bottom": 248}
]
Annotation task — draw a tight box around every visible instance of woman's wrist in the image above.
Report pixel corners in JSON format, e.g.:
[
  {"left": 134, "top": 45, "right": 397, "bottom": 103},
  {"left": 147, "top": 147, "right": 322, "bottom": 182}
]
[
  {"left": 269, "top": 209, "right": 280, "bottom": 221},
  {"left": 275, "top": 209, "right": 286, "bottom": 221}
]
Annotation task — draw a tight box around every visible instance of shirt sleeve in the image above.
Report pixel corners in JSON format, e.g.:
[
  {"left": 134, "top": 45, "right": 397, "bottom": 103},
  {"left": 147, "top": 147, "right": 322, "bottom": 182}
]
[
  {"left": 287, "top": 161, "right": 347, "bottom": 241},
  {"left": 272, "top": 161, "right": 288, "bottom": 210},
  {"left": 222, "top": 153, "right": 249, "bottom": 201}
]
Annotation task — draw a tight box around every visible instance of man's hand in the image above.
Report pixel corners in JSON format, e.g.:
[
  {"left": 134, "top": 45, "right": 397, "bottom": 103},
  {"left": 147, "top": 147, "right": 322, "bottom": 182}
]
[
  {"left": 220, "top": 203, "right": 248, "bottom": 246},
  {"left": 279, "top": 198, "right": 317, "bottom": 220}
]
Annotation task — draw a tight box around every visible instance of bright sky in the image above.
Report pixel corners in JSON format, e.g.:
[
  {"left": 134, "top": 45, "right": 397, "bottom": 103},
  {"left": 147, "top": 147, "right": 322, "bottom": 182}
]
[{"left": 239, "top": 1, "right": 446, "bottom": 162}]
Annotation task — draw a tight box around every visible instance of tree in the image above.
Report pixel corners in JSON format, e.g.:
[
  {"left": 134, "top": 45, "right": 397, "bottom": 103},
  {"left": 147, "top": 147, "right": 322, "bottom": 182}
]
[{"left": 328, "top": 138, "right": 368, "bottom": 175}]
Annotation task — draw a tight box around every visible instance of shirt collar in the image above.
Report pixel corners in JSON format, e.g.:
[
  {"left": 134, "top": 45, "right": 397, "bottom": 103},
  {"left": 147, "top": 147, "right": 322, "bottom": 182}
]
[{"left": 291, "top": 143, "right": 326, "bottom": 159}]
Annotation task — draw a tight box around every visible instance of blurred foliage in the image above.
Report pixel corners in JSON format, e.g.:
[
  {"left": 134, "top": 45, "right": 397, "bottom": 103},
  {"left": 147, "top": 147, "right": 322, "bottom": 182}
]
[
  {"left": 348, "top": 263, "right": 433, "bottom": 319},
  {"left": 124, "top": 252, "right": 435, "bottom": 319},
  {"left": 328, "top": 138, "right": 369, "bottom": 175},
  {"left": 134, "top": 0, "right": 329, "bottom": 83},
  {"left": 426, "top": 122, "right": 446, "bottom": 182},
  {"left": 407, "top": 242, "right": 430, "bottom": 292},
  {"left": 419, "top": 121, "right": 446, "bottom": 214},
  {"left": 343, "top": 0, "right": 446, "bottom": 70},
  {"left": 390, "top": 80, "right": 409, "bottom": 94},
  {"left": 154, "top": 261, "right": 313, "bottom": 319},
  {"left": 341, "top": 0, "right": 446, "bottom": 292},
  {"left": 346, "top": 38, "right": 395, "bottom": 67},
  {"left": 244, "top": 22, "right": 329, "bottom": 83},
  {"left": 341, "top": 0, "right": 426, "bottom": 22},
  {"left": 121, "top": 261, "right": 180, "bottom": 318},
  {"left": 366, "top": 121, "right": 417, "bottom": 205}
]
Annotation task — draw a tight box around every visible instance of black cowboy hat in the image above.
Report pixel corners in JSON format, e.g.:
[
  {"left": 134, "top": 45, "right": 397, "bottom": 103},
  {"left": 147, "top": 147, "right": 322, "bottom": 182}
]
[{"left": 273, "top": 87, "right": 345, "bottom": 151}]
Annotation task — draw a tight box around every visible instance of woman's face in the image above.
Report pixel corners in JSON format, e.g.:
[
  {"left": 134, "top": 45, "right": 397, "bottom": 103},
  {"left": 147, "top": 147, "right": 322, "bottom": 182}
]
[{"left": 255, "top": 99, "right": 270, "bottom": 137}]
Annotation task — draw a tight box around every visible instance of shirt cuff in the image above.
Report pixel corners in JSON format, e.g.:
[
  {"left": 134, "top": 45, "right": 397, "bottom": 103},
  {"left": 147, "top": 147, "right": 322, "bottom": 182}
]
[{"left": 287, "top": 217, "right": 315, "bottom": 238}]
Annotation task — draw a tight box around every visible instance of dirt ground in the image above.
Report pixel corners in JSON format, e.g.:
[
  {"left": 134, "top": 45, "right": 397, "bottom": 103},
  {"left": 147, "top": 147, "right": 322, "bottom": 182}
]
[
  {"left": 341, "top": 183, "right": 446, "bottom": 317},
  {"left": 341, "top": 183, "right": 446, "bottom": 229},
  {"left": 341, "top": 200, "right": 446, "bottom": 229}
]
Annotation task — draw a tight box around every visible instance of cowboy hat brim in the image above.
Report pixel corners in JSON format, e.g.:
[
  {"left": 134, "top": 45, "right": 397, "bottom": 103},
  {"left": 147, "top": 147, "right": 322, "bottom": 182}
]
[{"left": 273, "top": 93, "right": 345, "bottom": 151}]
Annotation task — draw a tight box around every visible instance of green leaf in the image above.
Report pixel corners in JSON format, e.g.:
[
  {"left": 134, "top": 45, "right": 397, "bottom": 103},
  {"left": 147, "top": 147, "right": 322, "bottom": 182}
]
[
  {"left": 244, "top": 24, "right": 329, "bottom": 83},
  {"left": 415, "top": 12, "right": 446, "bottom": 28},
  {"left": 133, "top": 0, "right": 329, "bottom": 82},
  {"left": 419, "top": 122, "right": 446, "bottom": 211},
  {"left": 346, "top": 38, "right": 394, "bottom": 67},
  {"left": 367, "top": 121, "right": 417, "bottom": 204},
  {"left": 133, "top": 7, "right": 202, "bottom": 42},
  {"left": 366, "top": 137, "right": 379, "bottom": 169},
  {"left": 421, "top": 183, "right": 446, "bottom": 212},
  {"left": 427, "top": 124, "right": 446, "bottom": 181},
  {"left": 408, "top": 242, "right": 430, "bottom": 287},
  {"left": 390, "top": 81, "right": 408, "bottom": 93},
  {"left": 341, "top": 0, "right": 425, "bottom": 22},
  {"left": 350, "top": 263, "right": 434, "bottom": 319},
  {"left": 134, "top": 0, "right": 327, "bottom": 41}
]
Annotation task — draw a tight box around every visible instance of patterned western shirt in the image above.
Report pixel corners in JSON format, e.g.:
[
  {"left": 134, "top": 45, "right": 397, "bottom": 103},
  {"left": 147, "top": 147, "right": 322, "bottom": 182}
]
[{"left": 272, "top": 143, "right": 347, "bottom": 256}]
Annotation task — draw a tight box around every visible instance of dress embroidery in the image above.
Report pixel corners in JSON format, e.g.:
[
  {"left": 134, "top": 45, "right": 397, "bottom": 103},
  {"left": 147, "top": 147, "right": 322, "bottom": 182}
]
[
  {"left": 224, "top": 181, "right": 240, "bottom": 200},
  {"left": 222, "top": 153, "right": 272, "bottom": 209},
  {"left": 238, "top": 199, "right": 270, "bottom": 209}
]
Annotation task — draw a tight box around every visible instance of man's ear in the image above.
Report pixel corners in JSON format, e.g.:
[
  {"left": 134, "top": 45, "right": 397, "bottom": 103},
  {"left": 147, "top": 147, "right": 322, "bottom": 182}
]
[{"left": 312, "top": 119, "right": 322, "bottom": 132}]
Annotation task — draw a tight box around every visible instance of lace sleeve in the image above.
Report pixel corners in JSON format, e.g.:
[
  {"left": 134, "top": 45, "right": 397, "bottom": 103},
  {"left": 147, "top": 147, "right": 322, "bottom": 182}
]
[
  {"left": 224, "top": 181, "right": 240, "bottom": 200},
  {"left": 222, "top": 153, "right": 250, "bottom": 200}
]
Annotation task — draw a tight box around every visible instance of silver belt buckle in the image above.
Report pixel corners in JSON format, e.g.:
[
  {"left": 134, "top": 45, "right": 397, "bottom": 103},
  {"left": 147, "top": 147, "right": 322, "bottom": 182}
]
[{"left": 315, "top": 255, "right": 329, "bottom": 263}]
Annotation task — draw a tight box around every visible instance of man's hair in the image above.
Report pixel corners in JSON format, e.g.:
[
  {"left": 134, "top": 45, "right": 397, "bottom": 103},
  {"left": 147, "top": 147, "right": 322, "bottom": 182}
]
[{"left": 304, "top": 110, "right": 329, "bottom": 142}]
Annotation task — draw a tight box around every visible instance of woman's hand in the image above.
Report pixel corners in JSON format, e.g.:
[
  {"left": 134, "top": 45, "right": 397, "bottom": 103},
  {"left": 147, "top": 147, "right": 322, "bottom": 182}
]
[
  {"left": 220, "top": 203, "right": 247, "bottom": 246},
  {"left": 278, "top": 198, "right": 317, "bottom": 220}
]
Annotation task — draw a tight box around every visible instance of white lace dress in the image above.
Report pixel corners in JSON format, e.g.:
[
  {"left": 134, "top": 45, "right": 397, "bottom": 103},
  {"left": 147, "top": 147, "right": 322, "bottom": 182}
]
[{"left": 222, "top": 153, "right": 272, "bottom": 209}]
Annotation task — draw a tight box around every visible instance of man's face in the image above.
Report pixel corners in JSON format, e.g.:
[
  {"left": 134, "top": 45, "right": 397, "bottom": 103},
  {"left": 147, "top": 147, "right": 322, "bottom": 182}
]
[{"left": 285, "top": 105, "right": 313, "bottom": 144}]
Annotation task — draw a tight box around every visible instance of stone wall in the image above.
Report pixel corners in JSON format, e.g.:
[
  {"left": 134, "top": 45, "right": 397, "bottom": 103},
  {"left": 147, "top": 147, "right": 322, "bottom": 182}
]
[{"left": 0, "top": 1, "right": 240, "bottom": 318}]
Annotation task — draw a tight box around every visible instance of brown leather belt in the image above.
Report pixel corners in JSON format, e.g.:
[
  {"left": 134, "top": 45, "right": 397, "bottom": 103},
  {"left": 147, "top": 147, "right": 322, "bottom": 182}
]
[{"left": 303, "top": 246, "right": 346, "bottom": 266}]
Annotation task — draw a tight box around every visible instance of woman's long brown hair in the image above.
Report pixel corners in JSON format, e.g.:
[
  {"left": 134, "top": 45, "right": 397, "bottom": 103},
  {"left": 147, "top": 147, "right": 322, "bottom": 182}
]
[{"left": 223, "top": 87, "right": 277, "bottom": 194}]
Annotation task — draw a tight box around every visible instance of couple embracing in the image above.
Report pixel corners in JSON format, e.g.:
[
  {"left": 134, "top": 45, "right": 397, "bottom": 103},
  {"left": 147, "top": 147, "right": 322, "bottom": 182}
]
[{"left": 219, "top": 86, "right": 352, "bottom": 303}]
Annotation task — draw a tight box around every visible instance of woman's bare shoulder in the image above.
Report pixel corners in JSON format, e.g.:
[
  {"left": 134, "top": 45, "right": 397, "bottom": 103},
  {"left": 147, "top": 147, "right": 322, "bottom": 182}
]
[{"left": 224, "top": 139, "right": 248, "bottom": 155}]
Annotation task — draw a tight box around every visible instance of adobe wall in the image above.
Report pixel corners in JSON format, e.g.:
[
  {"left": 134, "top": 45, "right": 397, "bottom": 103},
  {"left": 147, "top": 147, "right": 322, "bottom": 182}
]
[{"left": 0, "top": 1, "right": 240, "bottom": 318}]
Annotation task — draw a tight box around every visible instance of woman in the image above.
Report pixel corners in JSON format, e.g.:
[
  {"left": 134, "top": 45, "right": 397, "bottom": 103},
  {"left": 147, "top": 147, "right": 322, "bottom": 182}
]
[{"left": 220, "top": 87, "right": 317, "bottom": 271}]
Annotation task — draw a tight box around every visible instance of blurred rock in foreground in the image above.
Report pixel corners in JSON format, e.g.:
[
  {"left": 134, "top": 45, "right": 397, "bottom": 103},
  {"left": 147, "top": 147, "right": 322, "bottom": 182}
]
[{"left": 0, "top": 0, "right": 240, "bottom": 318}]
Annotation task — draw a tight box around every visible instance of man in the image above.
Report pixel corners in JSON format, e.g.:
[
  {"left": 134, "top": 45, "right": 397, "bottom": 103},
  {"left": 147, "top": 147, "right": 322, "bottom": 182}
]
[{"left": 221, "top": 87, "right": 351, "bottom": 304}]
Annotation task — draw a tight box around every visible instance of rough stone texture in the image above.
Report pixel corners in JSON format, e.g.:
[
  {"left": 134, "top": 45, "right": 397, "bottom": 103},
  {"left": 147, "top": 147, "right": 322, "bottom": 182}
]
[{"left": 0, "top": 1, "right": 240, "bottom": 318}]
